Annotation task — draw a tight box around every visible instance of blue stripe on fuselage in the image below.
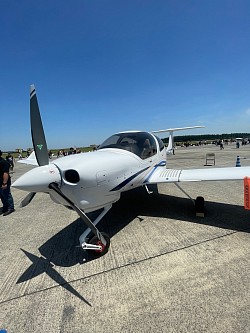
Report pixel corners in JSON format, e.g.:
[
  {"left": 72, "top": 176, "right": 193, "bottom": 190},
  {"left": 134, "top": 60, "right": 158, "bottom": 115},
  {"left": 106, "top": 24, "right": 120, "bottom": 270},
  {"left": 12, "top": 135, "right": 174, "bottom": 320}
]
[
  {"left": 143, "top": 160, "right": 166, "bottom": 183},
  {"left": 110, "top": 166, "right": 150, "bottom": 191},
  {"left": 110, "top": 160, "right": 166, "bottom": 192}
]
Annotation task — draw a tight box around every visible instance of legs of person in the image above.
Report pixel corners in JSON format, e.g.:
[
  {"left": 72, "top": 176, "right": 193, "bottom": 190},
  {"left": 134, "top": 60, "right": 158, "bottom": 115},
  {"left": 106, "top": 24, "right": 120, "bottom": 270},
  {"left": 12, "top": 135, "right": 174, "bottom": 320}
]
[
  {"left": 0, "top": 187, "right": 9, "bottom": 212},
  {"left": 7, "top": 190, "right": 14, "bottom": 211}
]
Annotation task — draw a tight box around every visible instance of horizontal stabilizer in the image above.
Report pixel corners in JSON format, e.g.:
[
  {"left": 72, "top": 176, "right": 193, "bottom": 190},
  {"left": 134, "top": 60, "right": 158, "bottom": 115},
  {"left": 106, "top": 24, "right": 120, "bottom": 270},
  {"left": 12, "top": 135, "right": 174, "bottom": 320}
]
[
  {"left": 152, "top": 126, "right": 205, "bottom": 154},
  {"left": 18, "top": 151, "right": 38, "bottom": 166},
  {"left": 152, "top": 126, "right": 205, "bottom": 134}
]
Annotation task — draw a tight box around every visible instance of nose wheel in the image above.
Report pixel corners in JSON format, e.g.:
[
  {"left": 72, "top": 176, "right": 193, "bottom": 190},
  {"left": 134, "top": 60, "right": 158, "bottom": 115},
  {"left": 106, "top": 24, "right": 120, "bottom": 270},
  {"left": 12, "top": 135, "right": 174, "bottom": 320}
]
[
  {"left": 83, "top": 232, "right": 110, "bottom": 257},
  {"left": 89, "top": 232, "right": 110, "bottom": 257}
]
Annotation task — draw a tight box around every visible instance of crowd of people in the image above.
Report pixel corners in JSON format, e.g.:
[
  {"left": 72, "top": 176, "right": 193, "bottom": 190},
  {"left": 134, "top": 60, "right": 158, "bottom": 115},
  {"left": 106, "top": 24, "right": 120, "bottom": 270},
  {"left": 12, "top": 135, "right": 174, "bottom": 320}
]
[{"left": 54, "top": 147, "right": 82, "bottom": 158}]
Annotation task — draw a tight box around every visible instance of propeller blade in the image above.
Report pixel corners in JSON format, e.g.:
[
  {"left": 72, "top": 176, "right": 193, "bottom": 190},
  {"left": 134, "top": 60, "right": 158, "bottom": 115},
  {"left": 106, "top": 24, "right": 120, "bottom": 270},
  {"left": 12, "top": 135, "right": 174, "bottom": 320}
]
[
  {"left": 30, "top": 85, "right": 49, "bottom": 166},
  {"left": 19, "top": 192, "right": 36, "bottom": 208}
]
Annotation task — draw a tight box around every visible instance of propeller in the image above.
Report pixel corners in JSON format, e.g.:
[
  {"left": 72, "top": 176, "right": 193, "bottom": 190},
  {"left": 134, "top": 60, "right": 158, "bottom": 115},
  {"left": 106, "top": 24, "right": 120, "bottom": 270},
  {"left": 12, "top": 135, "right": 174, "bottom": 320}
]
[
  {"left": 30, "top": 85, "right": 49, "bottom": 166},
  {"left": 15, "top": 85, "right": 106, "bottom": 246},
  {"left": 19, "top": 192, "right": 36, "bottom": 208},
  {"left": 18, "top": 85, "right": 50, "bottom": 207}
]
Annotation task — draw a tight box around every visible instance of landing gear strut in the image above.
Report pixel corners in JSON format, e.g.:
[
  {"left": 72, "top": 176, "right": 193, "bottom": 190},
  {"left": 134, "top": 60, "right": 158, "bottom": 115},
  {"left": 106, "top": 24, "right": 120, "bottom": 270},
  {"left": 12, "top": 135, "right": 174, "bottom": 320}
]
[
  {"left": 49, "top": 182, "right": 112, "bottom": 257},
  {"left": 174, "top": 182, "right": 205, "bottom": 217},
  {"left": 78, "top": 204, "right": 112, "bottom": 257}
]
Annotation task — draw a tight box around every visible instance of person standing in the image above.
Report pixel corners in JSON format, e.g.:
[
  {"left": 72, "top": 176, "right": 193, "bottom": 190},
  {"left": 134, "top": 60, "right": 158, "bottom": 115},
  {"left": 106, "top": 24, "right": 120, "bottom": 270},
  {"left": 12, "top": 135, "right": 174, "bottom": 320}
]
[
  {"left": 6, "top": 152, "right": 14, "bottom": 171},
  {"left": 0, "top": 150, "right": 15, "bottom": 216}
]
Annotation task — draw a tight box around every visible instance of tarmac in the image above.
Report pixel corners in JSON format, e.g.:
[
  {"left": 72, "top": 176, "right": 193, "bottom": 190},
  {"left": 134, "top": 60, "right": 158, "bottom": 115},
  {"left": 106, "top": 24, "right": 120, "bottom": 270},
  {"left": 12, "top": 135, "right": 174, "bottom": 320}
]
[{"left": 1, "top": 143, "right": 250, "bottom": 333}]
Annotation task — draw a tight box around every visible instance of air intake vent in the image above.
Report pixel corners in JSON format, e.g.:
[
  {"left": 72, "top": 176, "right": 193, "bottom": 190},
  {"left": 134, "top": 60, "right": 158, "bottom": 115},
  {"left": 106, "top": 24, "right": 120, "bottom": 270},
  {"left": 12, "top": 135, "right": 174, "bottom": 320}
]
[{"left": 64, "top": 169, "right": 80, "bottom": 183}]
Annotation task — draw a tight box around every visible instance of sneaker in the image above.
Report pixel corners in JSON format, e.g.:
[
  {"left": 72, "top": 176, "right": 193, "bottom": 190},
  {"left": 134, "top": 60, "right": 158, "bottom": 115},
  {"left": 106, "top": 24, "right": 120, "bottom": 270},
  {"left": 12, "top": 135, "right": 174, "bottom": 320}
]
[{"left": 3, "top": 209, "right": 15, "bottom": 216}]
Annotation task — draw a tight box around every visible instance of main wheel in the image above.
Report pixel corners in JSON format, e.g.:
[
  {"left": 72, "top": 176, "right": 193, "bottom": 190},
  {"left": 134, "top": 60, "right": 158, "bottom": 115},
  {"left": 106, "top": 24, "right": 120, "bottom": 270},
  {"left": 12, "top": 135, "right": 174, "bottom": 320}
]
[
  {"left": 195, "top": 196, "right": 205, "bottom": 217},
  {"left": 89, "top": 232, "right": 110, "bottom": 257}
]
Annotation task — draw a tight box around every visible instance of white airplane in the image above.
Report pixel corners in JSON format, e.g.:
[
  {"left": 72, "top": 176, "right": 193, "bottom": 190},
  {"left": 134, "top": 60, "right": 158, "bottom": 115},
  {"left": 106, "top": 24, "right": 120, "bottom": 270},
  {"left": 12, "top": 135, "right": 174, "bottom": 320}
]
[{"left": 12, "top": 85, "right": 250, "bottom": 257}]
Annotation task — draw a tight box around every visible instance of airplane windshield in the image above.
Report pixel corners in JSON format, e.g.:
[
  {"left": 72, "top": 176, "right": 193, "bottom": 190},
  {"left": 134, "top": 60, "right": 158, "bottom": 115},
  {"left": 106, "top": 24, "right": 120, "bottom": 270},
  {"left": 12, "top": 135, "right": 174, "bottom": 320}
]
[{"left": 98, "top": 132, "right": 157, "bottom": 160}]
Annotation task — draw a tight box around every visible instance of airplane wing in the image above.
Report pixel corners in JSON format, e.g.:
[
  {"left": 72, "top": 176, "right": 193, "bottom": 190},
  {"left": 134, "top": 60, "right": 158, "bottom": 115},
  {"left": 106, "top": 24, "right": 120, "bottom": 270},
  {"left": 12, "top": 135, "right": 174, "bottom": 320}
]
[{"left": 147, "top": 166, "right": 250, "bottom": 183}]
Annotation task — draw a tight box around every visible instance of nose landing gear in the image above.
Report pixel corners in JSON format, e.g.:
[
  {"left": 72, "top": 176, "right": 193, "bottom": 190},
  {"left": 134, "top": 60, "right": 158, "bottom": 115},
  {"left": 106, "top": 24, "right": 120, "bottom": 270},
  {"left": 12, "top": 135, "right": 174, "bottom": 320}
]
[
  {"left": 90, "top": 232, "right": 110, "bottom": 257},
  {"left": 81, "top": 232, "right": 110, "bottom": 257},
  {"left": 49, "top": 183, "right": 112, "bottom": 257}
]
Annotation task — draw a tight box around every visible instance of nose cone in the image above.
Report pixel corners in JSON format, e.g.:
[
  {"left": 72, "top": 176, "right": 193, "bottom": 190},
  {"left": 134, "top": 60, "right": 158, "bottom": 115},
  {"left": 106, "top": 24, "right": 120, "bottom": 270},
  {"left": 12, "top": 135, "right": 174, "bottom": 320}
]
[{"left": 12, "top": 164, "right": 61, "bottom": 192}]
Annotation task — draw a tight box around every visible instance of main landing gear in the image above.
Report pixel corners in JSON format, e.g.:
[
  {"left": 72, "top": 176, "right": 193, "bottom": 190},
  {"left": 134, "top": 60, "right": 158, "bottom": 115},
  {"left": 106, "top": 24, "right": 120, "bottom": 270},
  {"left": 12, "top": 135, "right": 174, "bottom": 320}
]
[
  {"left": 195, "top": 196, "right": 205, "bottom": 217},
  {"left": 174, "top": 183, "right": 205, "bottom": 217}
]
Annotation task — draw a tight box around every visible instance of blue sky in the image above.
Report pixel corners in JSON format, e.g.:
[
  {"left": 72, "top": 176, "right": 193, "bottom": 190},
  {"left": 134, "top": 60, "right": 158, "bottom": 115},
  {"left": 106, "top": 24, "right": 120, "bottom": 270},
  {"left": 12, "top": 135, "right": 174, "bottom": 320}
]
[{"left": 1, "top": 0, "right": 250, "bottom": 150}]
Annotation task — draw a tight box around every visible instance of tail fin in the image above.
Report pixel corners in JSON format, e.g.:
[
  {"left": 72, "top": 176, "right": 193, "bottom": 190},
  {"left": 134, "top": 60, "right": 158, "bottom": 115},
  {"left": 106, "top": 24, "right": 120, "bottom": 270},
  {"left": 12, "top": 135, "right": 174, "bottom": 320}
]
[
  {"left": 152, "top": 126, "right": 205, "bottom": 154},
  {"left": 166, "top": 130, "right": 174, "bottom": 154}
]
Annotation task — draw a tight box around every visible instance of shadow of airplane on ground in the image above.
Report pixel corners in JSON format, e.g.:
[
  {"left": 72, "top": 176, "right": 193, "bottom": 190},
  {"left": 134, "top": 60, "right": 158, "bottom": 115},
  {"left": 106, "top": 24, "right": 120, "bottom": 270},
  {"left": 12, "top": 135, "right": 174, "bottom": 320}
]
[
  {"left": 17, "top": 249, "right": 92, "bottom": 306},
  {"left": 17, "top": 186, "right": 250, "bottom": 302}
]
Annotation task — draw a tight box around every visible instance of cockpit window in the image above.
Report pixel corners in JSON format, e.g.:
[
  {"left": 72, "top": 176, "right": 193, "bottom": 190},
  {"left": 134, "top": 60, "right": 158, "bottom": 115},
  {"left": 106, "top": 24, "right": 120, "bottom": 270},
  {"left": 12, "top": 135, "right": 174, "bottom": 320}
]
[
  {"left": 155, "top": 135, "right": 165, "bottom": 151},
  {"left": 98, "top": 132, "right": 157, "bottom": 160}
]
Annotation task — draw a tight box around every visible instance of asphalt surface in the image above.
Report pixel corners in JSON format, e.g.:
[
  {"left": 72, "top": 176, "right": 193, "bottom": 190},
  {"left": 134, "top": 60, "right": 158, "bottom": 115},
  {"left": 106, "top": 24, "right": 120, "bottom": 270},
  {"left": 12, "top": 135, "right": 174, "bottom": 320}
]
[{"left": 1, "top": 144, "right": 250, "bottom": 333}]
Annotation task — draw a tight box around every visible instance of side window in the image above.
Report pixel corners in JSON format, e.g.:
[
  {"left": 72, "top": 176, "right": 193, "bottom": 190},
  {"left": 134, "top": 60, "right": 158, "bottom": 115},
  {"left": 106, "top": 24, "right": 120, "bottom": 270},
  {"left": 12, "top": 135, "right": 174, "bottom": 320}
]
[
  {"left": 140, "top": 134, "right": 157, "bottom": 160},
  {"left": 99, "top": 132, "right": 159, "bottom": 159},
  {"left": 119, "top": 137, "right": 137, "bottom": 152},
  {"left": 155, "top": 136, "right": 165, "bottom": 151}
]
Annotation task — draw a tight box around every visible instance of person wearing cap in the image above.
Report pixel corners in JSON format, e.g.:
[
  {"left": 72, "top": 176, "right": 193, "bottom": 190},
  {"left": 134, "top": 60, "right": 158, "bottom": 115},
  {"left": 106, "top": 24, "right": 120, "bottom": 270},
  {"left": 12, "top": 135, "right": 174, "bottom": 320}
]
[{"left": 0, "top": 150, "right": 15, "bottom": 216}]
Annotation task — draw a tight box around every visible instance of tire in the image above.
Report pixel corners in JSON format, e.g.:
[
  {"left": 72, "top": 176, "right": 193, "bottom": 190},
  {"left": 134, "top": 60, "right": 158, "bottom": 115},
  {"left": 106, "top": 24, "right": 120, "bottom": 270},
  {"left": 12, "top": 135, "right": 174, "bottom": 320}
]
[
  {"left": 89, "top": 232, "right": 110, "bottom": 257},
  {"left": 195, "top": 196, "right": 205, "bottom": 217}
]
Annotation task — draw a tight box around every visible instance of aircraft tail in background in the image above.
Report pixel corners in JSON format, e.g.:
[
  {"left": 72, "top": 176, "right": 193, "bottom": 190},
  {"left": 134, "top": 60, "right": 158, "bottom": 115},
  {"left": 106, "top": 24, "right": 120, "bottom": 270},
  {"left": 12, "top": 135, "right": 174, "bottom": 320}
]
[{"left": 152, "top": 126, "right": 205, "bottom": 154}]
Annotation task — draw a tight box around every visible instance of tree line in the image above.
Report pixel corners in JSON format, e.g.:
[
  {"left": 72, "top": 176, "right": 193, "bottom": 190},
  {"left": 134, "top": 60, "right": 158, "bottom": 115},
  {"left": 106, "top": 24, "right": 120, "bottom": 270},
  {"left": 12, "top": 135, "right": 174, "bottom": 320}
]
[{"left": 162, "top": 133, "right": 250, "bottom": 144}]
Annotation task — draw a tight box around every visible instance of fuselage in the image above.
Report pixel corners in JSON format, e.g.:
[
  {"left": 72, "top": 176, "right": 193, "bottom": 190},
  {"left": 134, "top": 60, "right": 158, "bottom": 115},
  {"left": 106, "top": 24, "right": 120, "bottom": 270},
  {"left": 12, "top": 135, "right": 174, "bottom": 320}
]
[{"left": 13, "top": 132, "right": 167, "bottom": 212}]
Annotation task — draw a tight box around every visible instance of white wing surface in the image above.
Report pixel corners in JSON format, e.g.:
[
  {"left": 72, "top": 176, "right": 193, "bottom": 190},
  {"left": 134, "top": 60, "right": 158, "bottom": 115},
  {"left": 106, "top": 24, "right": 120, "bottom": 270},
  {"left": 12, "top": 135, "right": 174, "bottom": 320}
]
[{"left": 147, "top": 166, "right": 250, "bottom": 184}]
